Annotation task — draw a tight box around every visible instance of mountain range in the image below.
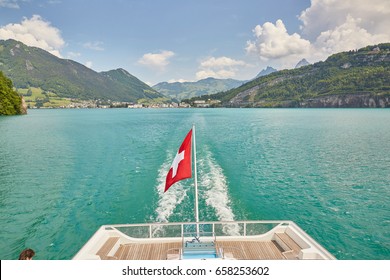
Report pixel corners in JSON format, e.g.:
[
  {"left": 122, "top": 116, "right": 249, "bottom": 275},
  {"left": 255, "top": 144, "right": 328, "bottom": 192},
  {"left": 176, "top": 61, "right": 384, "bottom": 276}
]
[
  {"left": 152, "top": 77, "right": 244, "bottom": 101},
  {"left": 186, "top": 43, "right": 390, "bottom": 108},
  {"left": 0, "top": 39, "right": 164, "bottom": 103},
  {"left": 153, "top": 67, "right": 279, "bottom": 101},
  {"left": 1, "top": 39, "right": 389, "bottom": 109}
]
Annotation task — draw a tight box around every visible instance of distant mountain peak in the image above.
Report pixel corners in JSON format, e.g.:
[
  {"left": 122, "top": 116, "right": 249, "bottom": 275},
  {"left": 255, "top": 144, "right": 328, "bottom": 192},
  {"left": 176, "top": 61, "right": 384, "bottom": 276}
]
[
  {"left": 255, "top": 66, "right": 277, "bottom": 79},
  {"left": 105, "top": 68, "right": 135, "bottom": 78},
  {"left": 295, "top": 59, "right": 310, "bottom": 68}
]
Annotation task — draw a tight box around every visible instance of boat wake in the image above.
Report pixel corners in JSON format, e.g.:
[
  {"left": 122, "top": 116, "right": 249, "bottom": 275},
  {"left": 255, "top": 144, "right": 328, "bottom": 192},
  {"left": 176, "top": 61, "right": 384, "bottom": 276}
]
[
  {"left": 199, "top": 149, "right": 240, "bottom": 236},
  {"left": 153, "top": 147, "right": 239, "bottom": 236},
  {"left": 154, "top": 152, "right": 188, "bottom": 224}
]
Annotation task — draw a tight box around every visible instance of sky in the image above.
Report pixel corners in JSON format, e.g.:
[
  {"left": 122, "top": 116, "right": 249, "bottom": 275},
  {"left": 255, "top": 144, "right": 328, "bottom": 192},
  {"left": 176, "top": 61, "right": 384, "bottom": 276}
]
[{"left": 0, "top": 0, "right": 389, "bottom": 86}]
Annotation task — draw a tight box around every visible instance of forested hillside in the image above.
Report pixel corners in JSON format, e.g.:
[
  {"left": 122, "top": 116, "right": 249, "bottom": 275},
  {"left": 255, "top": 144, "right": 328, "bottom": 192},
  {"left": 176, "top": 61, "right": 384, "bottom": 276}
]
[
  {"left": 0, "top": 71, "right": 25, "bottom": 115},
  {"left": 0, "top": 39, "right": 165, "bottom": 103},
  {"left": 186, "top": 43, "right": 390, "bottom": 108}
]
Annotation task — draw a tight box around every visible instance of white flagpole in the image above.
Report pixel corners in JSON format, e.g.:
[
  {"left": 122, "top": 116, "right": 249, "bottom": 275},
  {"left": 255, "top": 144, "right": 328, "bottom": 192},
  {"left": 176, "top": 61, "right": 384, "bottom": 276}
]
[{"left": 192, "top": 124, "right": 200, "bottom": 237}]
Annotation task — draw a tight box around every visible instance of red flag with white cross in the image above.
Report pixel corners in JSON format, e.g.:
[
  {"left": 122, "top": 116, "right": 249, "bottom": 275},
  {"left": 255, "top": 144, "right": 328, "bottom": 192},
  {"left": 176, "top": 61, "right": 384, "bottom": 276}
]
[{"left": 164, "top": 129, "right": 192, "bottom": 192}]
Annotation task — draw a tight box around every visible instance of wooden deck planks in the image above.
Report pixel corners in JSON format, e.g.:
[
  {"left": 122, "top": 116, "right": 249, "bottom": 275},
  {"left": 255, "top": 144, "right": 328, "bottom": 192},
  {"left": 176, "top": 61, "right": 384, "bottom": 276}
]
[
  {"left": 96, "top": 237, "right": 119, "bottom": 259},
  {"left": 216, "top": 241, "right": 285, "bottom": 260},
  {"left": 113, "top": 242, "right": 181, "bottom": 260},
  {"left": 103, "top": 240, "right": 285, "bottom": 260},
  {"left": 276, "top": 233, "right": 302, "bottom": 254}
]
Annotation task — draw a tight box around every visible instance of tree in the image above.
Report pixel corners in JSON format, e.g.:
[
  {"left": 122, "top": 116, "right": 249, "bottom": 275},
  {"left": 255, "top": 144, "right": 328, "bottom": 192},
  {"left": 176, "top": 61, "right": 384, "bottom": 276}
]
[{"left": 0, "top": 71, "right": 23, "bottom": 115}]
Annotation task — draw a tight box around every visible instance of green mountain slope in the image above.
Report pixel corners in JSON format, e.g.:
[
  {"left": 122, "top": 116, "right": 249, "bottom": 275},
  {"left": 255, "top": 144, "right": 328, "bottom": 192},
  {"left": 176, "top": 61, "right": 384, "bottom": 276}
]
[
  {"left": 0, "top": 39, "right": 164, "bottom": 102},
  {"left": 153, "top": 77, "right": 244, "bottom": 101},
  {"left": 100, "top": 68, "right": 164, "bottom": 100},
  {"left": 188, "top": 43, "right": 390, "bottom": 108}
]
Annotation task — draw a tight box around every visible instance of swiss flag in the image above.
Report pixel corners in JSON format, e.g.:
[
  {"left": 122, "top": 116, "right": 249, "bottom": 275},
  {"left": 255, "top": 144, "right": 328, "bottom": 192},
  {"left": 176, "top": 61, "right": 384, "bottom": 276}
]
[{"left": 165, "top": 129, "right": 192, "bottom": 192}]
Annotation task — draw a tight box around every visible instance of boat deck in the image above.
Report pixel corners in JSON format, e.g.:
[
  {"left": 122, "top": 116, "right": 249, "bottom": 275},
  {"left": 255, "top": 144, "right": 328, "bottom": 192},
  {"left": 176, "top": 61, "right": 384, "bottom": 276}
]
[
  {"left": 73, "top": 221, "right": 336, "bottom": 260},
  {"left": 99, "top": 239, "right": 287, "bottom": 260}
]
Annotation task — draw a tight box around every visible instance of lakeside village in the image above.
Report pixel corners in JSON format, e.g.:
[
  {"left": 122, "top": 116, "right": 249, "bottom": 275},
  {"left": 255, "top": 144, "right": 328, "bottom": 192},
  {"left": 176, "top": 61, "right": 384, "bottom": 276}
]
[{"left": 27, "top": 98, "right": 221, "bottom": 109}]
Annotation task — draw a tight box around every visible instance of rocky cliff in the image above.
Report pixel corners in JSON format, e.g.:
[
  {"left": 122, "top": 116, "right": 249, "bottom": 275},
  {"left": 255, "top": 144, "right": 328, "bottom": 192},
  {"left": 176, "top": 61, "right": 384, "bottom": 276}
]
[
  {"left": 20, "top": 96, "right": 27, "bottom": 114},
  {"left": 260, "top": 94, "right": 390, "bottom": 108}
]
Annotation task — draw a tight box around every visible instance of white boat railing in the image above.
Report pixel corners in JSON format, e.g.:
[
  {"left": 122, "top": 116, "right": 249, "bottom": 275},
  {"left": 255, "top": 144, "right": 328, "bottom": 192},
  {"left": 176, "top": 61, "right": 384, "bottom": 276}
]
[{"left": 105, "top": 220, "right": 288, "bottom": 239}]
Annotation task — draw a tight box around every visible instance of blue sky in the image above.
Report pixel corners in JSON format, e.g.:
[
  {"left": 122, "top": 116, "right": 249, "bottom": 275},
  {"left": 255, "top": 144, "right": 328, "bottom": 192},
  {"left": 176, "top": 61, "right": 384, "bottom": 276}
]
[{"left": 1, "top": 0, "right": 389, "bottom": 85}]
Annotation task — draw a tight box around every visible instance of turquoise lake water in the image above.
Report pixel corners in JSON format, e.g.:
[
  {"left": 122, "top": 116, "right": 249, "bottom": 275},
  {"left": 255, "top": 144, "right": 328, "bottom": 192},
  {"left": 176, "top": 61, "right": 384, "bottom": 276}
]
[{"left": 0, "top": 108, "right": 389, "bottom": 260}]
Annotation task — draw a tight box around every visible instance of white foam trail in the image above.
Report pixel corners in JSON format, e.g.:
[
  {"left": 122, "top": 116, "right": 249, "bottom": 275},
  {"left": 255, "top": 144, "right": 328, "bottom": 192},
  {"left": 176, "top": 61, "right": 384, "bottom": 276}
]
[
  {"left": 200, "top": 150, "right": 240, "bottom": 235},
  {"left": 154, "top": 152, "right": 188, "bottom": 224}
]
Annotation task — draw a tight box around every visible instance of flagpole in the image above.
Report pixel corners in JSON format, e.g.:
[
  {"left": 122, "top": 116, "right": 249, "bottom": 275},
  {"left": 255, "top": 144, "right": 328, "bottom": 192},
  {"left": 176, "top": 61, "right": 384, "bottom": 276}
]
[{"left": 192, "top": 124, "right": 200, "bottom": 237}]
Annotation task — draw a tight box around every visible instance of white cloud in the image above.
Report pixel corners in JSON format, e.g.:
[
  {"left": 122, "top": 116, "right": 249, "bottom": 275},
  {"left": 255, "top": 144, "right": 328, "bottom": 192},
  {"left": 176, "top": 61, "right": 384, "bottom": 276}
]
[
  {"left": 246, "top": 1, "right": 390, "bottom": 69},
  {"left": 299, "top": 0, "right": 390, "bottom": 40},
  {"left": 196, "top": 69, "right": 237, "bottom": 80},
  {"left": 138, "top": 50, "right": 175, "bottom": 70},
  {"left": 314, "top": 15, "right": 390, "bottom": 56},
  {"left": 85, "top": 61, "right": 93, "bottom": 68},
  {"left": 0, "top": 0, "right": 19, "bottom": 8},
  {"left": 245, "top": 19, "right": 311, "bottom": 62},
  {"left": 196, "top": 56, "right": 248, "bottom": 80},
  {"left": 301, "top": 0, "right": 390, "bottom": 61},
  {"left": 0, "top": 15, "right": 65, "bottom": 57},
  {"left": 200, "top": 56, "right": 247, "bottom": 68},
  {"left": 83, "top": 41, "right": 104, "bottom": 51}
]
